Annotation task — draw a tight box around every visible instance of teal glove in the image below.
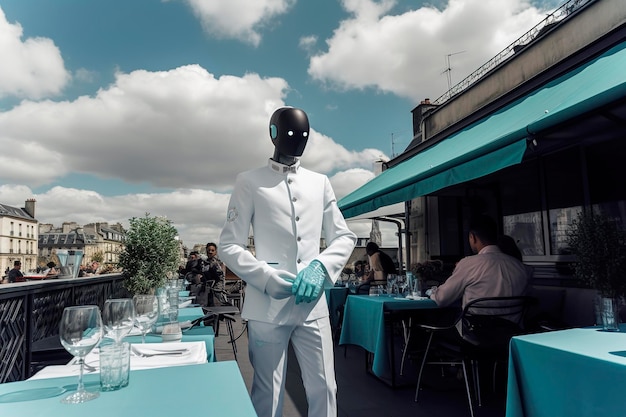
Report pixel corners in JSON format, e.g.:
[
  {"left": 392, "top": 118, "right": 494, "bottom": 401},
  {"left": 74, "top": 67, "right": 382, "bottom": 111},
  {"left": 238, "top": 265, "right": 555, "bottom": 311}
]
[{"left": 292, "top": 260, "right": 328, "bottom": 304}]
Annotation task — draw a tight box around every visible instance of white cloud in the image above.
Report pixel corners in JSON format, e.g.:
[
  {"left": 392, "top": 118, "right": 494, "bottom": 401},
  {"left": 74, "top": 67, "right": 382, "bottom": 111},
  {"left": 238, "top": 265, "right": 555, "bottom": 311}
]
[
  {"left": 0, "top": 184, "right": 231, "bottom": 250},
  {"left": 0, "top": 8, "right": 70, "bottom": 99},
  {"left": 0, "top": 64, "right": 385, "bottom": 246},
  {"left": 308, "top": 0, "right": 549, "bottom": 102},
  {"left": 74, "top": 68, "right": 98, "bottom": 84},
  {"left": 181, "top": 0, "right": 296, "bottom": 46},
  {"left": 0, "top": 65, "right": 380, "bottom": 190},
  {"left": 298, "top": 35, "right": 318, "bottom": 54}
]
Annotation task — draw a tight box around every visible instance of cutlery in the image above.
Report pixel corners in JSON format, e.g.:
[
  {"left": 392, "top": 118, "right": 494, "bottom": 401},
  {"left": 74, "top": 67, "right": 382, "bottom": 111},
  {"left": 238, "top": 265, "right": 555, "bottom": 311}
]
[{"left": 130, "top": 346, "right": 189, "bottom": 357}]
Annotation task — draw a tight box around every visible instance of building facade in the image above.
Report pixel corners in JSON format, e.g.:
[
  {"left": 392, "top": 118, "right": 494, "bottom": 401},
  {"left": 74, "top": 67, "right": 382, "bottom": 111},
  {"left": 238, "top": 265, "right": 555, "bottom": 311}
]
[
  {"left": 38, "top": 222, "right": 125, "bottom": 271},
  {"left": 339, "top": 0, "right": 626, "bottom": 310},
  {"left": 0, "top": 199, "right": 38, "bottom": 274}
]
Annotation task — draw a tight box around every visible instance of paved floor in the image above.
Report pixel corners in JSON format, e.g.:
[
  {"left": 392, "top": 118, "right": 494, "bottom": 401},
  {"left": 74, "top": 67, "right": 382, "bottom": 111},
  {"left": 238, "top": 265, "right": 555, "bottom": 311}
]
[{"left": 213, "top": 313, "right": 507, "bottom": 417}]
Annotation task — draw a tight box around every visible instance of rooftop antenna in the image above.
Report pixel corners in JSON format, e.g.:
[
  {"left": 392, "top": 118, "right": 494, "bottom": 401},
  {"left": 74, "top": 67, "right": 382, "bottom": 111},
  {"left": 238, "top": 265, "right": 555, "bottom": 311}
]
[
  {"left": 442, "top": 50, "right": 466, "bottom": 92},
  {"left": 390, "top": 130, "right": 408, "bottom": 158}
]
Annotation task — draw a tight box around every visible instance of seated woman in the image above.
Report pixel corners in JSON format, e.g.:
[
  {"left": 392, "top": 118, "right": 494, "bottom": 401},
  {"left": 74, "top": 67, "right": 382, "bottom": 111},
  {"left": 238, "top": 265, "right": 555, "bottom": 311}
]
[{"left": 43, "top": 261, "right": 59, "bottom": 276}]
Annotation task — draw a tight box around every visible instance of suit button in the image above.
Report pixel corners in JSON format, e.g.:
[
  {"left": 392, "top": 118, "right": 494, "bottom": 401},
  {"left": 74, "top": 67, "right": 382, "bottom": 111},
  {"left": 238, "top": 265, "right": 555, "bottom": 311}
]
[
  {"left": 297, "top": 259, "right": 301, "bottom": 263},
  {"left": 295, "top": 216, "right": 300, "bottom": 221},
  {"left": 292, "top": 197, "right": 297, "bottom": 202},
  {"left": 297, "top": 237, "right": 301, "bottom": 241},
  {"left": 288, "top": 179, "right": 293, "bottom": 184}
]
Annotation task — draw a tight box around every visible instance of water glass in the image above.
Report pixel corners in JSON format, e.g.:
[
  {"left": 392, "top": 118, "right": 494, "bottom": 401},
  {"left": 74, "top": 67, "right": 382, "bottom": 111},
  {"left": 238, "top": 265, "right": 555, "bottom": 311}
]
[
  {"left": 99, "top": 341, "right": 130, "bottom": 391},
  {"left": 167, "top": 288, "right": 179, "bottom": 322},
  {"left": 411, "top": 279, "right": 423, "bottom": 298}
]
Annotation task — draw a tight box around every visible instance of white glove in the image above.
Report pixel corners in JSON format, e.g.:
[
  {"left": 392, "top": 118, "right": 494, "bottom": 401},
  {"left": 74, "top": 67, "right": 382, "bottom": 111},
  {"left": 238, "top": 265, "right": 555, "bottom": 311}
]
[{"left": 265, "top": 270, "right": 296, "bottom": 299}]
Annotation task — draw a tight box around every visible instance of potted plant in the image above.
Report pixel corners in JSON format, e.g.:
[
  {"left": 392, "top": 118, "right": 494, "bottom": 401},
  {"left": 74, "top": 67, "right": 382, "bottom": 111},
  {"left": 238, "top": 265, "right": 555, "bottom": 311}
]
[
  {"left": 411, "top": 259, "right": 445, "bottom": 293},
  {"left": 118, "top": 213, "right": 181, "bottom": 296},
  {"left": 566, "top": 210, "right": 626, "bottom": 330}
]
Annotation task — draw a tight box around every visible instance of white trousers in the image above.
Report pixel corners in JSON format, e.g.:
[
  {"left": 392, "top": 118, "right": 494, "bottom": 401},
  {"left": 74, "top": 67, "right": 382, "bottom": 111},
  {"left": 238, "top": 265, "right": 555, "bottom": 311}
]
[{"left": 247, "top": 317, "right": 337, "bottom": 417}]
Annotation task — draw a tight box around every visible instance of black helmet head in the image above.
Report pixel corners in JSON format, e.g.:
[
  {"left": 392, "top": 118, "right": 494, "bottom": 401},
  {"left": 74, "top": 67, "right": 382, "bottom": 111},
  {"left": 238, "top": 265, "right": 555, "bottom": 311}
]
[{"left": 269, "top": 107, "right": 309, "bottom": 157}]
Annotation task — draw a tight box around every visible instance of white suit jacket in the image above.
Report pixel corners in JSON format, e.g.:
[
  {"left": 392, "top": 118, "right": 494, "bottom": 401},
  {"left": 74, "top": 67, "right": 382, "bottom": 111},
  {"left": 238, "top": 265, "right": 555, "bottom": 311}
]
[{"left": 219, "top": 159, "right": 357, "bottom": 325}]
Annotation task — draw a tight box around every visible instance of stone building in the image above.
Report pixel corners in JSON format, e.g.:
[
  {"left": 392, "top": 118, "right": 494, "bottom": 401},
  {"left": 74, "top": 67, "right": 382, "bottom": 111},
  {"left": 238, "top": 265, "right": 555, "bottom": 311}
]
[
  {"left": 38, "top": 222, "right": 125, "bottom": 271},
  {"left": 0, "top": 199, "right": 38, "bottom": 274}
]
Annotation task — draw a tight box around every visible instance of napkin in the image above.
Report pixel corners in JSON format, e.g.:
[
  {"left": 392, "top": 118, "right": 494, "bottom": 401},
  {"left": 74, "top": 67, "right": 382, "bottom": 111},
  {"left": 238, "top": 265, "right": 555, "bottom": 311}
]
[
  {"left": 405, "top": 295, "right": 430, "bottom": 300},
  {"left": 28, "top": 341, "right": 207, "bottom": 380},
  {"left": 178, "top": 299, "right": 192, "bottom": 309}
]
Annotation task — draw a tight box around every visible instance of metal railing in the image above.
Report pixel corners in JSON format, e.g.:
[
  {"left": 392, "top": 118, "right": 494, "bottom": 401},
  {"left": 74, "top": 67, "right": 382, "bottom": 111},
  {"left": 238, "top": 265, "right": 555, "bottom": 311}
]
[
  {"left": 434, "top": 0, "right": 594, "bottom": 104},
  {"left": 0, "top": 274, "right": 128, "bottom": 382}
]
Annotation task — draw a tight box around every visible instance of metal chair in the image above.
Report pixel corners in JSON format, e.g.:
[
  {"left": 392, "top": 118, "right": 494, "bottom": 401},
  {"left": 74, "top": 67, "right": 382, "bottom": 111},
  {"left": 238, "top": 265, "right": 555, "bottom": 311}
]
[
  {"left": 203, "top": 305, "right": 241, "bottom": 361},
  {"left": 414, "top": 295, "right": 536, "bottom": 417}
]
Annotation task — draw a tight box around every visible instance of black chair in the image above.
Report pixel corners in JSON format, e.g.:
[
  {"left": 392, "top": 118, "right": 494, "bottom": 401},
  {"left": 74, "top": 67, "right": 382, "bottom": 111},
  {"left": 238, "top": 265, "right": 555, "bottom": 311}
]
[
  {"left": 414, "top": 295, "right": 536, "bottom": 417},
  {"left": 202, "top": 305, "right": 241, "bottom": 361}
]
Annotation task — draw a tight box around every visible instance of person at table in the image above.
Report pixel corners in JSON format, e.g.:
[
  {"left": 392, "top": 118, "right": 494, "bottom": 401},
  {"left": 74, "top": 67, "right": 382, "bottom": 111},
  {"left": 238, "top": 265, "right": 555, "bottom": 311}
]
[
  {"left": 184, "top": 251, "right": 202, "bottom": 280},
  {"left": 7, "top": 260, "right": 23, "bottom": 283},
  {"left": 201, "top": 242, "right": 228, "bottom": 306},
  {"left": 362, "top": 241, "right": 397, "bottom": 284},
  {"left": 85, "top": 261, "right": 100, "bottom": 275},
  {"left": 43, "top": 261, "right": 59, "bottom": 276},
  {"left": 429, "top": 214, "right": 531, "bottom": 337},
  {"left": 354, "top": 260, "right": 365, "bottom": 280},
  {"left": 219, "top": 107, "right": 356, "bottom": 417}
]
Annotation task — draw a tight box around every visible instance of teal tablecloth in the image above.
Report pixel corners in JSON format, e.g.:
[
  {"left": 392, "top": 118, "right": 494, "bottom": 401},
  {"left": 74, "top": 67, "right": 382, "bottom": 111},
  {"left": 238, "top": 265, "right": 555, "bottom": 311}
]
[
  {"left": 506, "top": 325, "right": 626, "bottom": 417},
  {"left": 0, "top": 362, "right": 256, "bottom": 416},
  {"left": 177, "top": 306, "right": 204, "bottom": 322},
  {"left": 339, "top": 295, "right": 437, "bottom": 377}
]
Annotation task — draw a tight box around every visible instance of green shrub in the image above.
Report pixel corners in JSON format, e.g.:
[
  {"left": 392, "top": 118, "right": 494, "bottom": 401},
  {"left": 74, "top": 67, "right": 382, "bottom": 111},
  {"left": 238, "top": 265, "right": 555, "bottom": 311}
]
[{"left": 118, "top": 213, "right": 180, "bottom": 295}]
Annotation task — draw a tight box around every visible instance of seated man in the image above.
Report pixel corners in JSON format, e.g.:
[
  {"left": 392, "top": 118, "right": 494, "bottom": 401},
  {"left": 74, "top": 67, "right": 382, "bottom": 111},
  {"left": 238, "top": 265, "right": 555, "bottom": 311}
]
[
  {"left": 429, "top": 214, "right": 531, "bottom": 339},
  {"left": 7, "top": 260, "right": 24, "bottom": 283},
  {"left": 183, "top": 251, "right": 202, "bottom": 282},
  {"left": 201, "top": 242, "right": 228, "bottom": 306}
]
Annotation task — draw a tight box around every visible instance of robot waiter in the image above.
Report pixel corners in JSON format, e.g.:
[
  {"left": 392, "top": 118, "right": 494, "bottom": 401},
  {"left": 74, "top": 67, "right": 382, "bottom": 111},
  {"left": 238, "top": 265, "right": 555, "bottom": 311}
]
[{"left": 219, "top": 107, "right": 356, "bottom": 417}]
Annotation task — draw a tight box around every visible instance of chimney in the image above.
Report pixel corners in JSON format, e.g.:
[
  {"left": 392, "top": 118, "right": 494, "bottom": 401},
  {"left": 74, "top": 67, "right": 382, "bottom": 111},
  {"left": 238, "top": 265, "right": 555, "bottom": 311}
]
[{"left": 24, "top": 199, "right": 36, "bottom": 219}]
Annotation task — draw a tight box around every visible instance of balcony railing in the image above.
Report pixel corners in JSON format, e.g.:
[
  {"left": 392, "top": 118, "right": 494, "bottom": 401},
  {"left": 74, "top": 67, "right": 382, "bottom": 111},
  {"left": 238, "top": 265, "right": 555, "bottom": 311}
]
[
  {"left": 0, "top": 274, "right": 128, "bottom": 382},
  {"left": 434, "top": 0, "right": 594, "bottom": 104}
]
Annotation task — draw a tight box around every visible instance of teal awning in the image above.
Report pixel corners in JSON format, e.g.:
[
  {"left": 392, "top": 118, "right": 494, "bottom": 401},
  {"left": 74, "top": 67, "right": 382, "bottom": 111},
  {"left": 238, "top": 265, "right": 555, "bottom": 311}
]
[{"left": 339, "top": 41, "right": 626, "bottom": 219}]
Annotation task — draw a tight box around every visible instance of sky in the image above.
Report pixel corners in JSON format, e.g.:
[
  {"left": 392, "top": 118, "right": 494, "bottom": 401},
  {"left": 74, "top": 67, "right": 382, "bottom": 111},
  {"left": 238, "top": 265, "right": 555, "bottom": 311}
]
[{"left": 0, "top": 0, "right": 559, "bottom": 249}]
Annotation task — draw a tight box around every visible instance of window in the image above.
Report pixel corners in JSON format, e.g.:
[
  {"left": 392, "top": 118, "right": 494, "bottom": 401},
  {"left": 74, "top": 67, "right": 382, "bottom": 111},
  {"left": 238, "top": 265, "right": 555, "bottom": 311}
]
[
  {"left": 500, "top": 160, "right": 545, "bottom": 256},
  {"left": 544, "top": 148, "right": 585, "bottom": 255}
]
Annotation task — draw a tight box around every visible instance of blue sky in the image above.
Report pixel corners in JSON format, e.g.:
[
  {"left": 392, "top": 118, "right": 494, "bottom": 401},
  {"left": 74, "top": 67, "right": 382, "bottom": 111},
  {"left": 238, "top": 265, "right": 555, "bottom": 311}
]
[{"left": 0, "top": 0, "right": 557, "bottom": 247}]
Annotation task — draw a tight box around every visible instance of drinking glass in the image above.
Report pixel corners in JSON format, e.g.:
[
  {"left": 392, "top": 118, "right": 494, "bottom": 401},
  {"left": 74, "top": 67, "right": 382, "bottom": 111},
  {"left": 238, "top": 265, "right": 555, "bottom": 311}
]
[
  {"left": 132, "top": 295, "right": 158, "bottom": 343},
  {"left": 102, "top": 298, "right": 135, "bottom": 344},
  {"left": 387, "top": 274, "right": 398, "bottom": 296},
  {"left": 397, "top": 275, "right": 409, "bottom": 297},
  {"left": 59, "top": 305, "right": 103, "bottom": 403}
]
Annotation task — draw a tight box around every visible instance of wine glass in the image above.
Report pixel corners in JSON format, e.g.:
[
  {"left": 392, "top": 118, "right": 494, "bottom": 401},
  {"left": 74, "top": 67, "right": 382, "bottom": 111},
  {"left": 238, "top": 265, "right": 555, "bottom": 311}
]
[
  {"left": 59, "top": 305, "right": 103, "bottom": 403},
  {"left": 102, "top": 298, "right": 135, "bottom": 344},
  {"left": 132, "top": 295, "right": 158, "bottom": 343}
]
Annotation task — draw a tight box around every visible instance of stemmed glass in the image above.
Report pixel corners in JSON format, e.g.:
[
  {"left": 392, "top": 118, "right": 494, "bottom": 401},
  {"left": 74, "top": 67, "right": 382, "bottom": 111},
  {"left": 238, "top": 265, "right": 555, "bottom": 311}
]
[
  {"left": 59, "top": 305, "right": 104, "bottom": 403},
  {"left": 132, "top": 295, "right": 159, "bottom": 343},
  {"left": 102, "top": 298, "right": 135, "bottom": 345}
]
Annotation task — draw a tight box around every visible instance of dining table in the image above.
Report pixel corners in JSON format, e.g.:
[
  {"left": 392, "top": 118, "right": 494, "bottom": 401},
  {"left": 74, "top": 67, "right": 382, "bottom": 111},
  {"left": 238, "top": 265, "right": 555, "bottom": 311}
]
[
  {"left": 0, "top": 361, "right": 257, "bottom": 416},
  {"left": 140, "top": 306, "right": 215, "bottom": 362},
  {"left": 339, "top": 294, "right": 438, "bottom": 387},
  {"left": 506, "top": 324, "right": 626, "bottom": 417}
]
